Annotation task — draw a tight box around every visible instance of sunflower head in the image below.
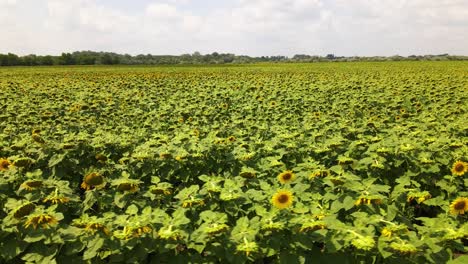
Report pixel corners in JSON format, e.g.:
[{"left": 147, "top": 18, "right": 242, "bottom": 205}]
[
  {"left": 451, "top": 160, "right": 468, "bottom": 176},
  {"left": 381, "top": 227, "right": 393, "bottom": 238},
  {"left": 24, "top": 213, "right": 59, "bottom": 229},
  {"left": 43, "top": 196, "right": 70, "bottom": 205},
  {"left": 133, "top": 226, "right": 152, "bottom": 237},
  {"left": 20, "top": 180, "right": 43, "bottom": 191},
  {"left": 355, "top": 195, "right": 383, "bottom": 206},
  {"left": 351, "top": 236, "right": 375, "bottom": 251},
  {"left": 236, "top": 238, "right": 259, "bottom": 257},
  {"left": 0, "top": 158, "right": 11, "bottom": 171},
  {"left": 182, "top": 198, "right": 205, "bottom": 208},
  {"left": 81, "top": 172, "right": 105, "bottom": 190},
  {"left": 261, "top": 221, "right": 284, "bottom": 232},
  {"left": 271, "top": 190, "right": 293, "bottom": 209},
  {"left": 116, "top": 183, "right": 136, "bottom": 192},
  {"left": 277, "top": 170, "right": 295, "bottom": 184},
  {"left": 407, "top": 191, "right": 431, "bottom": 204},
  {"left": 299, "top": 221, "right": 327, "bottom": 232},
  {"left": 450, "top": 197, "right": 468, "bottom": 216},
  {"left": 13, "top": 203, "right": 36, "bottom": 219},
  {"left": 31, "top": 133, "right": 45, "bottom": 144},
  {"left": 240, "top": 169, "right": 256, "bottom": 179},
  {"left": 389, "top": 242, "right": 418, "bottom": 255},
  {"left": 12, "top": 157, "right": 33, "bottom": 168},
  {"left": 205, "top": 223, "right": 229, "bottom": 236},
  {"left": 85, "top": 223, "right": 110, "bottom": 235},
  {"left": 95, "top": 153, "right": 108, "bottom": 163}
]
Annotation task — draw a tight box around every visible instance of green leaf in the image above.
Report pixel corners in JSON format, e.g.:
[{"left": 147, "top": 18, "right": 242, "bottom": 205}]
[
  {"left": 48, "top": 153, "right": 66, "bottom": 167},
  {"left": 126, "top": 204, "right": 139, "bottom": 215},
  {"left": 0, "top": 236, "right": 27, "bottom": 260},
  {"left": 448, "top": 255, "right": 468, "bottom": 264},
  {"left": 83, "top": 236, "right": 105, "bottom": 260}
]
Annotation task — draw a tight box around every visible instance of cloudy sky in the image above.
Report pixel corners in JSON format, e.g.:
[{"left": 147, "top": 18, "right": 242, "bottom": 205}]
[{"left": 1, "top": 0, "right": 467, "bottom": 56}]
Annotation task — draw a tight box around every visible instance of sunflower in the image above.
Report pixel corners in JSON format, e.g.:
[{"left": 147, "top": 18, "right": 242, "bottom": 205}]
[
  {"left": 351, "top": 236, "right": 375, "bottom": 251},
  {"left": 355, "top": 197, "right": 382, "bottom": 206},
  {"left": 236, "top": 237, "right": 259, "bottom": 257},
  {"left": 277, "top": 170, "right": 295, "bottom": 184},
  {"left": 72, "top": 215, "right": 110, "bottom": 235},
  {"left": 117, "top": 183, "right": 135, "bottom": 192},
  {"left": 389, "top": 242, "right": 417, "bottom": 255},
  {"left": 31, "top": 133, "right": 45, "bottom": 144},
  {"left": 133, "top": 226, "right": 152, "bottom": 237},
  {"left": 85, "top": 223, "right": 111, "bottom": 235},
  {"left": 451, "top": 160, "right": 468, "bottom": 176},
  {"left": 299, "top": 221, "right": 326, "bottom": 232},
  {"left": 381, "top": 227, "right": 393, "bottom": 238},
  {"left": 271, "top": 190, "right": 293, "bottom": 209},
  {"left": 20, "top": 180, "right": 43, "bottom": 191},
  {"left": 0, "top": 158, "right": 11, "bottom": 171},
  {"left": 13, "top": 203, "right": 36, "bottom": 219},
  {"left": 449, "top": 197, "right": 468, "bottom": 216},
  {"left": 81, "top": 172, "right": 105, "bottom": 190},
  {"left": 95, "top": 153, "right": 108, "bottom": 163},
  {"left": 24, "top": 213, "right": 59, "bottom": 229},
  {"left": 43, "top": 195, "right": 70, "bottom": 204}
]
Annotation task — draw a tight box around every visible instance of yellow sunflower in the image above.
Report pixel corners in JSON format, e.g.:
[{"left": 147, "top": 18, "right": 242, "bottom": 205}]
[
  {"left": 24, "top": 214, "right": 59, "bottom": 229},
  {"left": 451, "top": 160, "right": 468, "bottom": 176},
  {"left": 81, "top": 172, "right": 105, "bottom": 190},
  {"left": 277, "top": 170, "right": 295, "bottom": 184},
  {"left": 43, "top": 196, "right": 70, "bottom": 204},
  {"left": 0, "top": 158, "right": 11, "bottom": 171},
  {"left": 449, "top": 197, "right": 468, "bottom": 216},
  {"left": 271, "top": 190, "right": 293, "bottom": 209},
  {"left": 20, "top": 180, "right": 43, "bottom": 191}
]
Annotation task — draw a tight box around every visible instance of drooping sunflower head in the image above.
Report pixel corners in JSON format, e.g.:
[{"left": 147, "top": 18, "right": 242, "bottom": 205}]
[
  {"left": 277, "top": 170, "right": 295, "bottom": 184},
  {"left": 117, "top": 182, "right": 139, "bottom": 192},
  {"left": 95, "top": 153, "right": 108, "bottom": 163},
  {"left": 81, "top": 172, "right": 105, "bottom": 190},
  {"left": 20, "top": 180, "right": 43, "bottom": 191},
  {"left": 450, "top": 197, "right": 468, "bottom": 216},
  {"left": 72, "top": 215, "right": 110, "bottom": 235},
  {"left": 114, "top": 178, "right": 141, "bottom": 193},
  {"left": 13, "top": 202, "right": 36, "bottom": 219},
  {"left": 271, "top": 190, "right": 293, "bottom": 209},
  {"left": 451, "top": 160, "right": 468, "bottom": 176},
  {"left": 24, "top": 213, "right": 59, "bottom": 229},
  {"left": 0, "top": 158, "right": 11, "bottom": 171},
  {"left": 85, "top": 223, "right": 111, "bottom": 235}
]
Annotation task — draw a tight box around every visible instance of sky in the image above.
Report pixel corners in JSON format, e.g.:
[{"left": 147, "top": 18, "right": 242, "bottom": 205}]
[{"left": 0, "top": 0, "right": 467, "bottom": 57}]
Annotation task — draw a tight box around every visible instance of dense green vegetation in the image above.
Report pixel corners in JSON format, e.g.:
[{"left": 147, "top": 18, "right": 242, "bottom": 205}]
[
  {"left": 0, "top": 51, "right": 467, "bottom": 66},
  {"left": 0, "top": 62, "right": 467, "bottom": 263}
]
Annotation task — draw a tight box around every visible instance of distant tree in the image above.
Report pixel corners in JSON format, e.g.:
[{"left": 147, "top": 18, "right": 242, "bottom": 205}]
[
  {"left": 59, "top": 53, "right": 75, "bottom": 65},
  {"left": 40, "top": 55, "right": 54, "bottom": 65}
]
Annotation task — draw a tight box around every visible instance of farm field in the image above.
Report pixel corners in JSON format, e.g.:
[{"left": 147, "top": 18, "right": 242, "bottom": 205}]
[{"left": 0, "top": 62, "right": 467, "bottom": 263}]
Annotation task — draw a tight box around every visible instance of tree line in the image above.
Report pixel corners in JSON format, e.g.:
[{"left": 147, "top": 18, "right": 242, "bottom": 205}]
[{"left": 0, "top": 51, "right": 466, "bottom": 66}]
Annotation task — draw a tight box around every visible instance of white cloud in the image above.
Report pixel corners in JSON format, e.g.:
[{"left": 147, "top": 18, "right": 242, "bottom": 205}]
[{"left": 0, "top": 0, "right": 467, "bottom": 56}]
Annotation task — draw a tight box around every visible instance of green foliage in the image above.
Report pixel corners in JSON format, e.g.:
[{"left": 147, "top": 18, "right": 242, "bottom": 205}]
[{"left": 0, "top": 62, "right": 467, "bottom": 263}]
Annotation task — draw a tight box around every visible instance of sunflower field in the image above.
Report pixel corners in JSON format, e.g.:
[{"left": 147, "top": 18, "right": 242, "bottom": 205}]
[{"left": 0, "top": 62, "right": 467, "bottom": 263}]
